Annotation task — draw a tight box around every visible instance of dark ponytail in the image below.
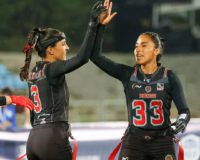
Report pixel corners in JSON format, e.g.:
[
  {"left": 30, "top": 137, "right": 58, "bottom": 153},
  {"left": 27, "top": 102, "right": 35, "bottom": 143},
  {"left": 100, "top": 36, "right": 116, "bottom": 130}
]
[
  {"left": 20, "top": 30, "right": 37, "bottom": 81},
  {"left": 133, "top": 32, "right": 165, "bottom": 68},
  {"left": 20, "top": 28, "right": 62, "bottom": 81}
]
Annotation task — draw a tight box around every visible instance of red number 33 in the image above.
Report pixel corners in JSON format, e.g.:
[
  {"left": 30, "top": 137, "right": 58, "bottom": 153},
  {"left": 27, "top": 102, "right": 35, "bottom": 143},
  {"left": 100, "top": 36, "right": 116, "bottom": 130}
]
[
  {"left": 31, "top": 85, "right": 42, "bottom": 113},
  {"left": 132, "top": 100, "right": 164, "bottom": 127}
]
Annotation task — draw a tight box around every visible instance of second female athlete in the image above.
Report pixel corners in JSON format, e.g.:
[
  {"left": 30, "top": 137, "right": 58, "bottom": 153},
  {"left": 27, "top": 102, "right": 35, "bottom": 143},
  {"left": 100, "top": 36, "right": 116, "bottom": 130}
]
[
  {"left": 19, "top": 2, "right": 107, "bottom": 160},
  {"left": 90, "top": 0, "right": 190, "bottom": 160}
]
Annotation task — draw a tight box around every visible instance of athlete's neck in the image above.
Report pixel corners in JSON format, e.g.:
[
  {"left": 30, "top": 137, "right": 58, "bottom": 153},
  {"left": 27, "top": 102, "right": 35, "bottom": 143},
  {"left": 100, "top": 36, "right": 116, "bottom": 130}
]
[
  {"left": 141, "top": 63, "right": 159, "bottom": 74},
  {"left": 42, "top": 57, "right": 56, "bottom": 63}
]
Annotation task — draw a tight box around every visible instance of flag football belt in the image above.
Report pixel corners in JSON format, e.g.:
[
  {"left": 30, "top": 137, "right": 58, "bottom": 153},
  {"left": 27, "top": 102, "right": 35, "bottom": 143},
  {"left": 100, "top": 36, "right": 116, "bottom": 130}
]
[
  {"left": 67, "top": 124, "right": 78, "bottom": 160},
  {"left": 108, "top": 126, "right": 184, "bottom": 160},
  {"left": 125, "top": 126, "right": 174, "bottom": 137},
  {"left": 17, "top": 123, "right": 78, "bottom": 160}
]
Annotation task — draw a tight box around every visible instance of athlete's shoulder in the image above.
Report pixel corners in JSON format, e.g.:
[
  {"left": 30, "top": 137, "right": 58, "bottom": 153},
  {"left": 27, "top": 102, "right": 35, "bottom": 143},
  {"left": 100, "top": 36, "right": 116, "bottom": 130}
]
[
  {"left": 161, "top": 66, "right": 175, "bottom": 78},
  {"left": 159, "top": 66, "right": 173, "bottom": 78},
  {"left": 161, "top": 66, "right": 180, "bottom": 85},
  {"left": 120, "top": 63, "right": 135, "bottom": 71},
  {"left": 120, "top": 63, "right": 136, "bottom": 76}
]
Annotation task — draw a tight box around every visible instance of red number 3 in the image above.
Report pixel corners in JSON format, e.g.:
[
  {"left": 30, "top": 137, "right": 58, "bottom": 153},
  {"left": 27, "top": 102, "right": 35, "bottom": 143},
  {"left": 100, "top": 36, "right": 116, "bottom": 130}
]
[
  {"left": 132, "top": 100, "right": 164, "bottom": 127},
  {"left": 132, "top": 100, "right": 147, "bottom": 126},
  {"left": 31, "top": 85, "right": 42, "bottom": 113}
]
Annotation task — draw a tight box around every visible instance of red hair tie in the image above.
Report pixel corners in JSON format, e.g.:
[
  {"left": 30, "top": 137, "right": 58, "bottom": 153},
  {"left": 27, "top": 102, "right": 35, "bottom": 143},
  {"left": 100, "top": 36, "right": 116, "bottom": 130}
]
[{"left": 22, "top": 28, "right": 41, "bottom": 53}]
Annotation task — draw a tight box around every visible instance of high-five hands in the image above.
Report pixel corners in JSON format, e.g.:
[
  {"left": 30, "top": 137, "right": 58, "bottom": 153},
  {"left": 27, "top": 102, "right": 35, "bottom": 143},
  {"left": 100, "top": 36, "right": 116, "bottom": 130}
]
[
  {"left": 99, "top": 0, "right": 117, "bottom": 25},
  {"left": 89, "top": 1, "right": 108, "bottom": 27}
]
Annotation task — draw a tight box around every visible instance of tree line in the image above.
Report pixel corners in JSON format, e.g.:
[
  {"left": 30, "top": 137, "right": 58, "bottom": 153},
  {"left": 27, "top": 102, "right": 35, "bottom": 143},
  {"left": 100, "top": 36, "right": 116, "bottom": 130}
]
[{"left": 0, "top": 0, "right": 114, "bottom": 52}]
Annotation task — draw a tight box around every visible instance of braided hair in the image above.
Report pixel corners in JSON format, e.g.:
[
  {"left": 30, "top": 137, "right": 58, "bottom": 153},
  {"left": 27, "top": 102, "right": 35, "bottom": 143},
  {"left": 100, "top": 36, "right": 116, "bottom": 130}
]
[
  {"left": 133, "top": 32, "right": 165, "bottom": 68},
  {"left": 20, "top": 28, "right": 62, "bottom": 81}
]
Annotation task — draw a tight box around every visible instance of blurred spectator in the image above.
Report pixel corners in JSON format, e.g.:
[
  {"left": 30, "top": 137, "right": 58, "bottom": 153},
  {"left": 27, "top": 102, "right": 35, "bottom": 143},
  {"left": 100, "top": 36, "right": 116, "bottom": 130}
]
[{"left": 0, "top": 87, "right": 16, "bottom": 130}]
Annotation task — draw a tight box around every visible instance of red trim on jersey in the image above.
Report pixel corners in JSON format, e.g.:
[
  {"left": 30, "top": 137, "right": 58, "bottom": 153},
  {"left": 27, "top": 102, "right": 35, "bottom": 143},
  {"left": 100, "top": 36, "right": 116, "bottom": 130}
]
[
  {"left": 134, "top": 69, "right": 137, "bottom": 77},
  {"left": 164, "top": 68, "right": 168, "bottom": 78}
]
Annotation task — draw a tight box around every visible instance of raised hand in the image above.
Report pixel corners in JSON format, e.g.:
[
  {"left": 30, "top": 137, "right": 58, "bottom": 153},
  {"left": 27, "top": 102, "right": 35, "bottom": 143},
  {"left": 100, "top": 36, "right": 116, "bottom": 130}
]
[
  {"left": 89, "top": 1, "right": 108, "bottom": 27},
  {"left": 99, "top": 0, "right": 117, "bottom": 25},
  {"left": 10, "top": 95, "right": 35, "bottom": 111}
]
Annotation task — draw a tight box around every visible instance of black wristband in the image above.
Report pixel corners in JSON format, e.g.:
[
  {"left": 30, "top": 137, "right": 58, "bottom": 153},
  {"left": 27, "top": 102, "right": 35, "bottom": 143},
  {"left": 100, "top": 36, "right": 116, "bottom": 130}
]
[{"left": 0, "top": 96, "right": 6, "bottom": 105}]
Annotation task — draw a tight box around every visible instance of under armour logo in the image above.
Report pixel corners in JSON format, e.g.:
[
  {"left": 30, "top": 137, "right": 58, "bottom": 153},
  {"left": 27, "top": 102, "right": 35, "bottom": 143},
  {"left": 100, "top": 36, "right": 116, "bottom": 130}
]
[{"left": 122, "top": 157, "right": 129, "bottom": 160}]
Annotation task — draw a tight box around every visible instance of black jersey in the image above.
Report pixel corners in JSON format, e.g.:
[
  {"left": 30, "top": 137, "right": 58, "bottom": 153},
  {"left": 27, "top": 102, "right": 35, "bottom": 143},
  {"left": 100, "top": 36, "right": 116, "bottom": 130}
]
[
  {"left": 126, "top": 66, "right": 176, "bottom": 130},
  {"left": 28, "top": 25, "right": 97, "bottom": 126},
  {"left": 90, "top": 24, "right": 190, "bottom": 130},
  {"left": 28, "top": 61, "right": 69, "bottom": 125}
]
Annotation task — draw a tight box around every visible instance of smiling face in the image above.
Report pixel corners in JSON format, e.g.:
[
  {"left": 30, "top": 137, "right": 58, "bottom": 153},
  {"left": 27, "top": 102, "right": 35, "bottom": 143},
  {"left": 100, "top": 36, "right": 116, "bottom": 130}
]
[
  {"left": 49, "top": 39, "right": 69, "bottom": 61},
  {"left": 134, "top": 34, "right": 160, "bottom": 65}
]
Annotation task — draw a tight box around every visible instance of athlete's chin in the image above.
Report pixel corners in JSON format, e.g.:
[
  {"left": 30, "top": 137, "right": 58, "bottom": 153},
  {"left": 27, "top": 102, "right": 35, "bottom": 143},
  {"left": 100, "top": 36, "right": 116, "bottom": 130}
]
[
  {"left": 136, "top": 60, "right": 145, "bottom": 65},
  {"left": 63, "top": 55, "right": 66, "bottom": 60}
]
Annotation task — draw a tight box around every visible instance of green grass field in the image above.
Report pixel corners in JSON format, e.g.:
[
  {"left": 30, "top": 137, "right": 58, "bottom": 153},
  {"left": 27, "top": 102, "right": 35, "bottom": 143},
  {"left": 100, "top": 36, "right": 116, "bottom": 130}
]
[{"left": 0, "top": 52, "right": 200, "bottom": 125}]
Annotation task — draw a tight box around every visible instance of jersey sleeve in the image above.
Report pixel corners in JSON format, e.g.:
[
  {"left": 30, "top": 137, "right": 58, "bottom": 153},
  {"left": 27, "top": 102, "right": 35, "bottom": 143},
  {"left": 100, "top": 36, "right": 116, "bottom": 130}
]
[
  {"left": 47, "top": 25, "right": 97, "bottom": 79},
  {"left": 0, "top": 96, "right": 6, "bottom": 105},
  {"left": 90, "top": 24, "right": 131, "bottom": 81},
  {"left": 168, "top": 70, "right": 190, "bottom": 124}
]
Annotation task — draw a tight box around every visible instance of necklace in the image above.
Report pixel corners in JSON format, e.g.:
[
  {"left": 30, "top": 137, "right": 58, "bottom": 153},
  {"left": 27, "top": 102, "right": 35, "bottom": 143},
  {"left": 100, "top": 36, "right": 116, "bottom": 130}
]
[
  {"left": 139, "top": 68, "right": 153, "bottom": 82},
  {"left": 143, "top": 74, "right": 153, "bottom": 82}
]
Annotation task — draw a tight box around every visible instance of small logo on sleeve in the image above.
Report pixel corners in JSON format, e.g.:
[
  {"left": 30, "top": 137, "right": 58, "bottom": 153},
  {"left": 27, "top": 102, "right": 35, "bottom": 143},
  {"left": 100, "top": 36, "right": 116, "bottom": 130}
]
[{"left": 157, "top": 83, "right": 164, "bottom": 91}]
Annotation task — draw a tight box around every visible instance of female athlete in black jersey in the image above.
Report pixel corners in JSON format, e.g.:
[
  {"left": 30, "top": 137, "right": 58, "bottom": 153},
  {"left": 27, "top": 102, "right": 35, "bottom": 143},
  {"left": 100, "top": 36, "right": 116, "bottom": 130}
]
[
  {"left": 19, "top": 2, "right": 107, "bottom": 160},
  {"left": 91, "top": 1, "right": 190, "bottom": 160}
]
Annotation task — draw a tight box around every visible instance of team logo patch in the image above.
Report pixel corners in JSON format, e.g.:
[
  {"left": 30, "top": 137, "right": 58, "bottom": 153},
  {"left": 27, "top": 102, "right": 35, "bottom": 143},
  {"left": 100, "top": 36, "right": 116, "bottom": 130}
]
[
  {"left": 157, "top": 83, "right": 164, "bottom": 91},
  {"left": 145, "top": 86, "right": 151, "bottom": 93},
  {"left": 165, "top": 154, "right": 173, "bottom": 160}
]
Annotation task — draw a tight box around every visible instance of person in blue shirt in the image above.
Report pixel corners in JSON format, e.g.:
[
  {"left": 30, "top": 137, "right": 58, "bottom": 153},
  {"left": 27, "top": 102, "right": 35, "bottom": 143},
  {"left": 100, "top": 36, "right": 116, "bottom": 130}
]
[{"left": 0, "top": 87, "right": 16, "bottom": 129}]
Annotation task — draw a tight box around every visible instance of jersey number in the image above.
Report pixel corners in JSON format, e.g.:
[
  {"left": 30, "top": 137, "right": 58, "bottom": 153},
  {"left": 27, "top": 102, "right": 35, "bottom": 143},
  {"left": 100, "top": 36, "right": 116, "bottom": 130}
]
[
  {"left": 132, "top": 100, "right": 164, "bottom": 127},
  {"left": 31, "top": 85, "right": 42, "bottom": 113}
]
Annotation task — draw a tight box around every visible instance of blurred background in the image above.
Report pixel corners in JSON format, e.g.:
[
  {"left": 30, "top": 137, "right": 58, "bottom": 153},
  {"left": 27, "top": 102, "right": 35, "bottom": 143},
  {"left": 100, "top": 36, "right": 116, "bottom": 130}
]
[{"left": 0, "top": 0, "right": 200, "bottom": 159}]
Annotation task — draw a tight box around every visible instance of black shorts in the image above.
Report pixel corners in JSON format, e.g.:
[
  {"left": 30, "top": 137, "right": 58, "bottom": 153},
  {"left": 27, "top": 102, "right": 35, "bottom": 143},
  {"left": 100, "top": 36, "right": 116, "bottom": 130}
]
[
  {"left": 118, "top": 134, "right": 176, "bottom": 160},
  {"left": 26, "top": 122, "right": 72, "bottom": 160}
]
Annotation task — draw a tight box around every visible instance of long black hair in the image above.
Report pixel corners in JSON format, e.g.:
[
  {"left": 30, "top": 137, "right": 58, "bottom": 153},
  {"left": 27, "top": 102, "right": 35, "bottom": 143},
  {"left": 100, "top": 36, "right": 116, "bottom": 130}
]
[
  {"left": 20, "top": 28, "right": 62, "bottom": 81},
  {"left": 133, "top": 32, "right": 165, "bottom": 68}
]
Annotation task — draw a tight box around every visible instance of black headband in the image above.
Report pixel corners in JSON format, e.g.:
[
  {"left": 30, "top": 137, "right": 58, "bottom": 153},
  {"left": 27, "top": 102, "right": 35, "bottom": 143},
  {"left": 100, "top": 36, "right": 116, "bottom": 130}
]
[
  {"left": 35, "top": 32, "right": 66, "bottom": 53},
  {"left": 22, "top": 28, "right": 66, "bottom": 53}
]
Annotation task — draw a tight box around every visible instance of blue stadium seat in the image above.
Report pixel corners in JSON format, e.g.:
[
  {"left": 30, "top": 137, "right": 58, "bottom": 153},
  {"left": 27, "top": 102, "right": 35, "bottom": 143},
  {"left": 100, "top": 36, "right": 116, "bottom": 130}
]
[
  {"left": 0, "top": 65, "right": 28, "bottom": 89},
  {"left": 0, "top": 65, "right": 8, "bottom": 76}
]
